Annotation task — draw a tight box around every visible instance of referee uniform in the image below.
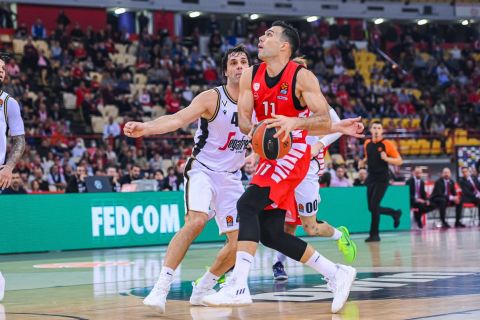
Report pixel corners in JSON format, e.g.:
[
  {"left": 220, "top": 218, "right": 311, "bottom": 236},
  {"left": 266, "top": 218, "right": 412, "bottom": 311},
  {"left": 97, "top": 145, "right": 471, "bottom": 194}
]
[{"left": 364, "top": 138, "right": 401, "bottom": 242}]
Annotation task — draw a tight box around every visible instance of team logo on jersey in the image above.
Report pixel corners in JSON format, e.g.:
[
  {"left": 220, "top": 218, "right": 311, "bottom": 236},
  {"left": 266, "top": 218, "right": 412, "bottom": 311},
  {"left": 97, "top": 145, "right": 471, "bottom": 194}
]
[
  {"left": 218, "top": 132, "right": 250, "bottom": 152},
  {"left": 223, "top": 110, "right": 227, "bottom": 115},
  {"left": 280, "top": 82, "right": 289, "bottom": 95},
  {"left": 0, "top": 99, "right": 3, "bottom": 106},
  {"left": 253, "top": 82, "right": 260, "bottom": 91},
  {"left": 298, "top": 203, "right": 305, "bottom": 213},
  {"left": 226, "top": 215, "right": 234, "bottom": 227}
]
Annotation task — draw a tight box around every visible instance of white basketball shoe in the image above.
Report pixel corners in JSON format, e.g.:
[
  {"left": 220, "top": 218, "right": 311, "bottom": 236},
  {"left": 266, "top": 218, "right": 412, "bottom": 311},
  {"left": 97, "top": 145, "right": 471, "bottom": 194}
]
[
  {"left": 189, "top": 282, "right": 217, "bottom": 306},
  {"left": 143, "top": 277, "right": 171, "bottom": 313},
  {"left": 202, "top": 277, "right": 252, "bottom": 307},
  {"left": 327, "top": 265, "right": 357, "bottom": 313}
]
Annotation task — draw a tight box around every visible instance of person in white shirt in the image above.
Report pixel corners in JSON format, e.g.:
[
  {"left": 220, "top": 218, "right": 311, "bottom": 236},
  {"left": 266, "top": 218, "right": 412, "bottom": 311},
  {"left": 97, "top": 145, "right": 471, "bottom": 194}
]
[
  {"left": 103, "top": 116, "right": 121, "bottom": 140},
  {"left": 330, "top": 165, "right": 353, "bottom": 187}
]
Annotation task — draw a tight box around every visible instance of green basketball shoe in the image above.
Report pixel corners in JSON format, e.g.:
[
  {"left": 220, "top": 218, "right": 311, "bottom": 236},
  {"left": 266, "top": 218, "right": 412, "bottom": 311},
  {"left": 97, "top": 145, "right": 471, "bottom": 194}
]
[{"left": 337, "top": 226, "right": 357, "bottom": 264}]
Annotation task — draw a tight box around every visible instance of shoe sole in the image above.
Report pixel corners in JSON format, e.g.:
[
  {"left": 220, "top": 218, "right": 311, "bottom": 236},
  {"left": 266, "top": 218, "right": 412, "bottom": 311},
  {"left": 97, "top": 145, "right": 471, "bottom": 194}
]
[
  {"left": 143, "top": 301, "right": 166, "bottom": 313},
  {"left": 273, "top": 275, "right": 288, "bottom": 281},
  {"left": 331, "top": 268, "right": 357, "bottom": 314}
]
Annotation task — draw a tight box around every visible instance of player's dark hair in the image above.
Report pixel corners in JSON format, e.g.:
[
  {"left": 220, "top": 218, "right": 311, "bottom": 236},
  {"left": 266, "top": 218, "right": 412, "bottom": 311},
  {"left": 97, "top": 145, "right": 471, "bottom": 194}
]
[
  {"left": 272, "top": 20, "right": 300, "bottom": 59},
  {"left": 370, "top": 120, "right": 382, "bottom": 127},
  {"left": 221, "top": 45, "right": 251, "bottom": 79}
]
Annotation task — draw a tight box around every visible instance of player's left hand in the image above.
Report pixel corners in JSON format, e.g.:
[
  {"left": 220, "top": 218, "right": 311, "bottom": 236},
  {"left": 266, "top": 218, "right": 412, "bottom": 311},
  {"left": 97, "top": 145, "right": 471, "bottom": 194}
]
[
  {"left": 332, "top": 117, "right": 365, "bottom": 138},
  {"left": 0, "top": 165, "right": 13, "bottom": 189},
  {"left": 264, "top": 114, "right": 297, "bottom": 142}
]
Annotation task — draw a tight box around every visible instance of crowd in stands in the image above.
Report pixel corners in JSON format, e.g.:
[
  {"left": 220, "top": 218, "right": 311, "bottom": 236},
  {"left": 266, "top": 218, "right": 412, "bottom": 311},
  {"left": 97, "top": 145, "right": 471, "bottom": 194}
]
[{"left": 0, "top": 9, "right": 479, "bottom": 194}]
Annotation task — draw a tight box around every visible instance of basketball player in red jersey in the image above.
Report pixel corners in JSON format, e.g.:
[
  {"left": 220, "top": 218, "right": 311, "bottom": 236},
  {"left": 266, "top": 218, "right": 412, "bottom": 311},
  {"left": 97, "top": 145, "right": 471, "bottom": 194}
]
[{"left": 204, "top": 21, "right": 363, "bottom": 313}]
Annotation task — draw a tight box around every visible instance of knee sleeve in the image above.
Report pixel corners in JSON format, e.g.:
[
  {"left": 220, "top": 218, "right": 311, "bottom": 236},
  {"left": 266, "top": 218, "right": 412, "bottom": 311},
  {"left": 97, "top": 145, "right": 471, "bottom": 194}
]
[
  {"left": 237, "top": 185, "right": 273, "bottom": 243},
  {"left": 259, "top": 209, "right": 308, "bottom": 262}
]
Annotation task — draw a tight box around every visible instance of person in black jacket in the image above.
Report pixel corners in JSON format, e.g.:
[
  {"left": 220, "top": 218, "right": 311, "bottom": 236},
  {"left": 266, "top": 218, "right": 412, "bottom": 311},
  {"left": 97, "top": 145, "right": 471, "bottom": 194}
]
[
  {"left": 406, "top": 167, "right": 434, "bottom": 228},
  {"left": 459, "top": 167, "right": 480, "bottom": 211},
  {"left": 65, "top": 165, "right": 87, "bottom": 193},
  {"left": 429, "top": 167, "right": 464, "bottom": 228}
]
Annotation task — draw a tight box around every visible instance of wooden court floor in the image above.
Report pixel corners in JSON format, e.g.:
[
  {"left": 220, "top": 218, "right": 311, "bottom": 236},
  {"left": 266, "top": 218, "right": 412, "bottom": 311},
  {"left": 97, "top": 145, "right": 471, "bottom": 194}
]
[{"left": 1, "top": 228, "right": 479, "bottom": 319}]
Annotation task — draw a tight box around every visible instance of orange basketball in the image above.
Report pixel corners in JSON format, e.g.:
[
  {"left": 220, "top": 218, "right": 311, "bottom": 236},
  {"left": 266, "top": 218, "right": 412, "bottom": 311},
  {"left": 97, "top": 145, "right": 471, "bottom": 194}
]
[{"left": 251, "top": 121, "right": 292, "bottom": 160}]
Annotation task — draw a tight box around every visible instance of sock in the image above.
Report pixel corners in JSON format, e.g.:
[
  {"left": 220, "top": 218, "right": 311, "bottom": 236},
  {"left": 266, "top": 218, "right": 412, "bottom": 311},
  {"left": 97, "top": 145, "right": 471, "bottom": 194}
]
[
  {"left": 305, "top": 251, "right": 338, "bottom": 280},
  {"left": 232, "top": 251, "right": 254, "bottom": 285},
  {"left": 275, "top": 251, "right": 287, "bottom": 264},
  {"left": 196, "top": 271, "right": 219, "bottom": 289},
  {"left": 331, "top": 228, "right": 342, "bottom": 240},
  {"left": 157, "top": 266, "right": 175, "bottom": 285}
]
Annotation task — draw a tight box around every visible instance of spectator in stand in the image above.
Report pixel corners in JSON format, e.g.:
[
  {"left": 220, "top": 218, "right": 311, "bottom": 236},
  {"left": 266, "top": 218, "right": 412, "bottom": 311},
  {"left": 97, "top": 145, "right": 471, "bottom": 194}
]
[
  {"left": 459, "top": 167, "right": 480, "bottom": 212},
  {"left": 149, "top": 153, "right": 163, "bottom": 172},
  {"left": 106, "top": 166, "right": 121, "bottom": 192},
  {"left": 47, "top": 164, "right": 66, "bottom": 191},
  {"left": 406, "top": 166, "right": 434, "bottom": 228},
  {"left": 330, "top": 165, "right": 353, "bottom": 187},
  {"left": 31, "top": 19, "right": 47, "bottom": 39},
  {"left": 57, "top": 10, "right": 71, "bottom": 28},
  {"left": 241, "top": 161, "right": 256, "bottom": 183},
  {"left": 103, "top": 116, "right": 121, "bottom": 140},
  {"left": 119, "top": 164, "right": 142, "bottom": 186},
  {"left": 65, "top": 165, "right": 88, "bottom": 193},
  {"left": 163, "top": 166, "right": 181, "bottom": 191},
  {"left": 429, "top": 167, "right": 464, "bottom": 229},
  {"left": 154, "top": 169, "right": 168, "bottom": 191},
  {"left": 1, "top": 171, "right": 27, "bottom": 195},
  {"left": 353, "top": 168, "right": 368, "bottom": 186}
]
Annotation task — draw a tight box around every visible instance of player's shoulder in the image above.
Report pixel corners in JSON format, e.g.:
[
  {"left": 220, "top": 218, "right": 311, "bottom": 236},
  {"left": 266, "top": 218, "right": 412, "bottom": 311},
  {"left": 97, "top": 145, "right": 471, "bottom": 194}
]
[
  {"left": 364, "top": 138, "right": 372, "bottom": 146},
  {"left": 382, "top": 139, "right": 397, "bottom": 148}
]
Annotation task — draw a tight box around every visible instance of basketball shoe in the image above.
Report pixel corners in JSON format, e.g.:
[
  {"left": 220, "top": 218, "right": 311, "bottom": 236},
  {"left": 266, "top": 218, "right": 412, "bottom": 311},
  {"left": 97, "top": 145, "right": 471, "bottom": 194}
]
[
  {"left": 143, "top": 276, "right": 171, "bottom": 313},
  {"left": 202, "top": 276, "right": 252, "bottom": 307},
  {"left": 337, "top": 226, "right": 357, "bottom": 264},
  {"left": 190, "top": 281, "right": 217, "bottom": 306},
  {"left": 272, "top": 261, "right": 288, "bottom": 280},
  {"left": 326, "top": 265, "right": 357, "bottom": 313}
]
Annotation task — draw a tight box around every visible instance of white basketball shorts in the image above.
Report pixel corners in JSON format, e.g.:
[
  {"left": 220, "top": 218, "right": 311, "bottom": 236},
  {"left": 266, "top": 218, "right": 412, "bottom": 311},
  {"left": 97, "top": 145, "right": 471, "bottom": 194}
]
[
  {"left": 295, "top": 159, "right": 321, "bottom": 217},
  {"left": 184, "top": 158, "right": 244, "bottom": 234}
]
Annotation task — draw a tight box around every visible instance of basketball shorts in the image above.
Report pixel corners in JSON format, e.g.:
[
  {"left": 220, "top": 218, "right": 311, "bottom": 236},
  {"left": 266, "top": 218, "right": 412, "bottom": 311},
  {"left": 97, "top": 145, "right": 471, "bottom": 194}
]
[
  {"left": 250, "top": 143, "right": 311, "bottom": 223},
  {"left": 184, "top": 158, "right": 244, "bottom": 234},
  {"left": 295, "top": 159, "right": 322, "bottom": 217}
]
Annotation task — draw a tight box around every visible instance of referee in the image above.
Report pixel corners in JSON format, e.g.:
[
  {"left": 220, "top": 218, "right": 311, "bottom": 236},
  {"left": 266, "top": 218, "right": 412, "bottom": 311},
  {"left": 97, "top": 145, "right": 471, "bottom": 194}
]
[{"left": 360, "top": 121, "right": 403, "bottom": 242}]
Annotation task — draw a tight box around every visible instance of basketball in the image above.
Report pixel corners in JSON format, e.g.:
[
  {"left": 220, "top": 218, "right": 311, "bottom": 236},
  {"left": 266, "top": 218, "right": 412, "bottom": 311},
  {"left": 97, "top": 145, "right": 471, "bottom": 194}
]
[{"left": 251, "top": 121, "right": 292, "bottom": 160}]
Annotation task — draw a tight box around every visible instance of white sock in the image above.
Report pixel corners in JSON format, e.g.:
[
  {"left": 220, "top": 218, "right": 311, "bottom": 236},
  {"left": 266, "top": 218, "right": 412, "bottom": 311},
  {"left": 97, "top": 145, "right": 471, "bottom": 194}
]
[
  {"left": 305, "top": 251, "right": 338, "bottom": 280},
  {"left": 196, "top": 271, "right": 219, "bottom": 289},
  {"left": 275, "top": 251, "right": 287, "bottom": 264},
  {"left": 331, "top": 228, "right": 342, "bottom": 240},
  {"left": 157, "top": 266, "right": 175, "bottom": 286},
  {"left": 232, "top": 251, "right": 254, "bottom": 285}
]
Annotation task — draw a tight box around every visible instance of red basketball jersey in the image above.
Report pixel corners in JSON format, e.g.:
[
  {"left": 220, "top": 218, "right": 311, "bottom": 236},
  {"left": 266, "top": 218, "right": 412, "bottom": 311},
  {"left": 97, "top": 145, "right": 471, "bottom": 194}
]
[
  {"left": 252, "top": 61, "right": 309, "bottom": 144},
  {"left": 250, "top": 61, "right": 311, "bottom": 220}
]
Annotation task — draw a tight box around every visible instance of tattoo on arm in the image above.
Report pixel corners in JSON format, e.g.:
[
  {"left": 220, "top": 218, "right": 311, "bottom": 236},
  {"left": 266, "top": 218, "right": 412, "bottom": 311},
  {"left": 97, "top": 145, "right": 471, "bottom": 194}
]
[
  {"left": 6, "top": 135, "right": 26, "bottom": 168},
  {"left": 299, "top": 114, "right": 331, "bottom": 131}
]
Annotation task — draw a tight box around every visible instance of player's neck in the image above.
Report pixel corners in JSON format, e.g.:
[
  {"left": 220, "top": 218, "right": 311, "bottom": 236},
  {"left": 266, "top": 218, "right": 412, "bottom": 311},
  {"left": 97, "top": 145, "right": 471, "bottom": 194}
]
[
  {"left": 225, "top": 82, "right": 239, "bottom": 101},
  {"left": 372, "top": 136, "right": 383, "bottom": 143},
  {"left": 265, "top": 56, "right": 290, "bottom": 77}
]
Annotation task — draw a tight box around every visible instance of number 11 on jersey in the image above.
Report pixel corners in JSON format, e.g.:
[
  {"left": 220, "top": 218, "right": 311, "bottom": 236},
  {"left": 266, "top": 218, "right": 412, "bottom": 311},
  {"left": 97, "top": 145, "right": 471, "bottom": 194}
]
[{"left": 263, "top": 101, "right": 276, "bottom": 116}]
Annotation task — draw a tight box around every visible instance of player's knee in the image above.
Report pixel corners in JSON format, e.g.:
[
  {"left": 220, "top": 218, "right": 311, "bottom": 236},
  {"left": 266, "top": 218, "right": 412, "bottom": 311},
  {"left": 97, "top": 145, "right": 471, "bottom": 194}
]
[
  {"left": 259, "top": 227, "right": 278, "bottom": 249},
  {"left": 184, "top": 211, "right": 208, "bottom": 235}
]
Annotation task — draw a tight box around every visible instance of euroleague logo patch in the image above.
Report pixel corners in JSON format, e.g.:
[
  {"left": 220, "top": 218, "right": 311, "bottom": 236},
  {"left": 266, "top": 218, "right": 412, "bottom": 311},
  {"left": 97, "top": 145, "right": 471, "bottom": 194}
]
[
  {"left": 225, "top": 215, "right": 234, "bottom": 227},
  {"left": 280, "top": 82, "right": 289, "bottom": 95}
]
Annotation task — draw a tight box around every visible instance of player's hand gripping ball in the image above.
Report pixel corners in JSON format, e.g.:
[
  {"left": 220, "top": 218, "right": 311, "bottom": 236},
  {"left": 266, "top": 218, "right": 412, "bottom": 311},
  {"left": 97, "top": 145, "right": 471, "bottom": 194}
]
[{"left": 251, "top": 120, "right": 292, "bottom": 160}]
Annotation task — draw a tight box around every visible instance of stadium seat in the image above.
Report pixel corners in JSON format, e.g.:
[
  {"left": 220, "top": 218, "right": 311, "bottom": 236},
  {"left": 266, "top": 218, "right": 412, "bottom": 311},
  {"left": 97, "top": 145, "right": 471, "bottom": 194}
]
[
  {"left": 104, "top": 105, "right": 119, "bottom": 119},
  {"left": 62, "top": 92, "right": 77, "bottom": 110},
  {"left": 431, "top": 140, "right": 442, "bottom": 155},
  {"left": 134, "top": 73, "right": 147, "bottom": 85},
  {"left": 91, "top": 116, "right": 106, "bottom": 134},
  {"left": 13, "top": 39, "right": 27, "bottom": 55},
  {"left": 152, "top": 106, "right": 166, "bottom": 118}
]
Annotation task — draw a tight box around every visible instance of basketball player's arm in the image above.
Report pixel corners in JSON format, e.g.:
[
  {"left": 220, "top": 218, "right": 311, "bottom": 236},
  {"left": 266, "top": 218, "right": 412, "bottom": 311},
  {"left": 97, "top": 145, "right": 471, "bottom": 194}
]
[
  {"left": 124, "top": 90, "right": 216, "bottom": 137},
  {"left": 237, "top": 67, "right": 254, "bottom": 135},
  {"left": 0, "top": 98, "right": 25, "bottom": 189},
  {"left": 311, "top": 107, "right": 344, "bottom": 156}
]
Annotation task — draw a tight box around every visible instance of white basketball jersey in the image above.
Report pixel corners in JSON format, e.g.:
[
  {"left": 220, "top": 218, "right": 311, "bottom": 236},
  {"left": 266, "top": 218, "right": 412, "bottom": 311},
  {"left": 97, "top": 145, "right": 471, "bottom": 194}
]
[
  {"left": 192, "top": 85, "right": 249, "bottom": 172},
  {"left": 0, "top": 91, "right": 11, "bottom": 165}
]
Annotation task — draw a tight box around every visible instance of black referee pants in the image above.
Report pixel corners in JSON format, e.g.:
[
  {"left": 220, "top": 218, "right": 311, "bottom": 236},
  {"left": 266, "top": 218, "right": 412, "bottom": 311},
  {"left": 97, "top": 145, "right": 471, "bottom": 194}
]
[{"left": 367, "top": 181, "right": 398, "bottom": 237}]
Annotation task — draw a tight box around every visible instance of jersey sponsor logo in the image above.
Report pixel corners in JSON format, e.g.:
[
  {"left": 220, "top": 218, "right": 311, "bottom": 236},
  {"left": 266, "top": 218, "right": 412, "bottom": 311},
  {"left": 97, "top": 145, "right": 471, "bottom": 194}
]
[
  {"left": 218, "top": 132, "right": 250, "bottom": 152},
  {"left": 226, "top": 215, "right": 234, "bottom": 227},
  {"left": 280, "top": 82, "right": 289, "bottom": 95},
  {"left": 277, "top": 96, "right": 288, "bottom": 101},
  {"left": 253, "top": 82, "right": 260, "bottom": 91},
  {"left": 221, "top": 100, "right": 228, "bottom": 107}
]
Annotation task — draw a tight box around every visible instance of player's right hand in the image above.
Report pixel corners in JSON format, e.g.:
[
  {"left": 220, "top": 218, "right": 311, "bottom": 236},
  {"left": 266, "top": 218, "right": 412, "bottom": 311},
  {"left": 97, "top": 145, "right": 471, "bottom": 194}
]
[
  {"left": 0, "top": 165, "right": 13, "bottom": 189},
  {"left": 124, "top": 121, "right": 147, "bottom": 138}
]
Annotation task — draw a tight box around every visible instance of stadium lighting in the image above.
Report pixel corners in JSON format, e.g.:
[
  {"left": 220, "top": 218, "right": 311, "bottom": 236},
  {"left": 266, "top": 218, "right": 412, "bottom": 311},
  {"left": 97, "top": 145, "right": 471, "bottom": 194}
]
[
  {"left": 114, "top": 8, "right": 126, "bottom": 15},
  {"left": 417, "top": 19, "right": 428, "bottom": 25},
  {"left": 250, "top": 14, "right": 259, "bottom": 20},
  {"left": 374, "top": 18, "right": 385, "bottom": 25},
  {"left": 306, "top": 16, "right": 318, "bottom": 23},
  {"left": 189, "top": 11, "right": 201, "bottom": 18},
  {"left": 461, "top": 20, "right": 469, "bottom": 26}
]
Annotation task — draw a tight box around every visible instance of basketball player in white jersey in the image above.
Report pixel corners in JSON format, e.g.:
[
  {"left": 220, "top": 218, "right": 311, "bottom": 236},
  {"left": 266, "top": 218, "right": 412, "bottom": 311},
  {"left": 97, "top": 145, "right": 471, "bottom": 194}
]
[
  {"left": 0, "top": 57, "right": 26, "bottom": 301},
  {"left": 124, "top": 46, "right": 252, "bottom": 313}
]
